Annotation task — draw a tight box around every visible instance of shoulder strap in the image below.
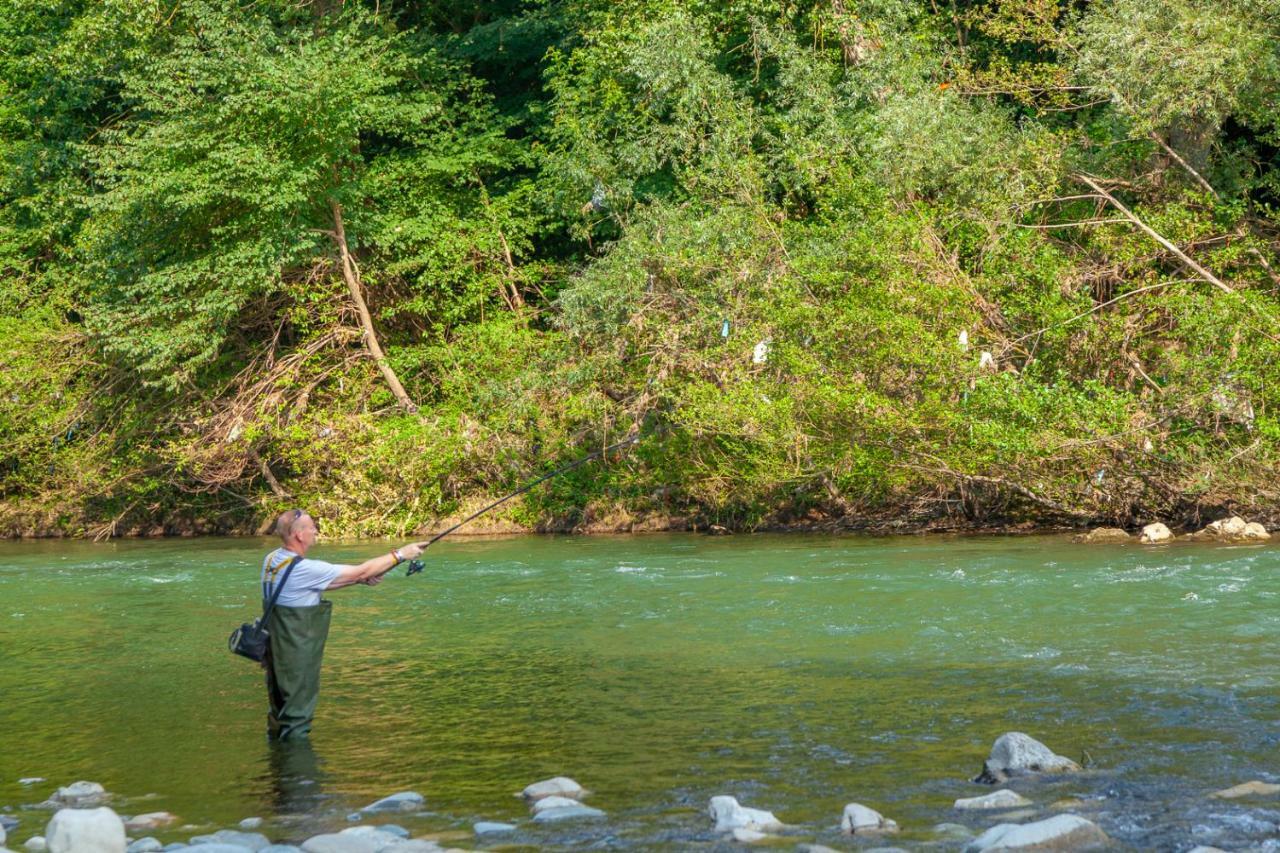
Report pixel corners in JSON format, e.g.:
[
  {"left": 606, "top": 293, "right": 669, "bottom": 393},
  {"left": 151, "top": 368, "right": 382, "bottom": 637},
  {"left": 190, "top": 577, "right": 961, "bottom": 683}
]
[{"left": 262, "top": 555, "right": 303, "bottom": 623}]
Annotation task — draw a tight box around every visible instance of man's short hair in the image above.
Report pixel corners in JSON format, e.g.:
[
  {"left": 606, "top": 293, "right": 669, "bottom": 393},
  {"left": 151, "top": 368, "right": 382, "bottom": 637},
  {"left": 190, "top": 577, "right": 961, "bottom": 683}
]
[{"left": 275, "top": 509, "right": 308, "bottom": 542}]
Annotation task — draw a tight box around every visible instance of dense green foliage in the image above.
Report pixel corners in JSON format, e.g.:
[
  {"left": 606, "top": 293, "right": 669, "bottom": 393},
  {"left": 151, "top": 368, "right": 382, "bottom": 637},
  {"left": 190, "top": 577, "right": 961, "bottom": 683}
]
[{"left": 3, "top": 0, "right": 1279, "bottom": 537}]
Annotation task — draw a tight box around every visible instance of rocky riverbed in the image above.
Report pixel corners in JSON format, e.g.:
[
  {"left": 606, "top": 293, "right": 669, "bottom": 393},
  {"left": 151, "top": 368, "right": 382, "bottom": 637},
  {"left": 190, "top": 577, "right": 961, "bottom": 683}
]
[{"left": 6, "top": 734, "right": 1280, "bottom": 851}]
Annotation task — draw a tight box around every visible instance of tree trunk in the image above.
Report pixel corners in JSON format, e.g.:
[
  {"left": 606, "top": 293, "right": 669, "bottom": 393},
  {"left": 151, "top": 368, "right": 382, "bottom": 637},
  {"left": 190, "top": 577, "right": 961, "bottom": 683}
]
[{"left": 329, "top": 198, "right": 417, "bottom": 412}]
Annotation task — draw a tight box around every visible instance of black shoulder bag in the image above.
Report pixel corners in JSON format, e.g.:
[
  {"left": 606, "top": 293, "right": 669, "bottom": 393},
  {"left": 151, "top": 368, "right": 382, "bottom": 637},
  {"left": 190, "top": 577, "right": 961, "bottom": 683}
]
[{"left": 228, "top": 555, "right": 302, "bottom": 662}]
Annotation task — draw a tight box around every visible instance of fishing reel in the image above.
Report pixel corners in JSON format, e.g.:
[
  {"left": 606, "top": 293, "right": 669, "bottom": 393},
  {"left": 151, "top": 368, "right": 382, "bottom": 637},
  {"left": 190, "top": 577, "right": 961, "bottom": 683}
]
[{"left": 406, "top": 558, "right": 425, "bottom": 576}]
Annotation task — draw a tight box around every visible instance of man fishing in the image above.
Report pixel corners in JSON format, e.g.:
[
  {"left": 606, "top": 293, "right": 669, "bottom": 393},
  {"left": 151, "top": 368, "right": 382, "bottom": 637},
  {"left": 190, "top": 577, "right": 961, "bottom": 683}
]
[{"left": 261, "top": 509, "right": 426, "bottom": 740}]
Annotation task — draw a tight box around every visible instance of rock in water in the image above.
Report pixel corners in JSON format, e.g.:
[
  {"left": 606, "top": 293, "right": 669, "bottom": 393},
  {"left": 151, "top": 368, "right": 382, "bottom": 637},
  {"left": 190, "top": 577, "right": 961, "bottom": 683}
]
[
  {"left": 51, "top": 781, "right": 108, "bottom": 807},
  {"left": 46, "top": 807, "right": 126, "bottom": 853},
  {"left": 473, "top": 823, "right": 515, "bottom": 835},
  {"left": 840, "top": 803, "right": 898, "bottom": 834},
  {"left": 974, "top": 732, "right": 1081, "bottom": 784},
  {"left": 707, "top": 796, "right": 782, "bottom": 832},
  {"left": 519, "top": 777, "right": 587, "bottom": 802},
  {"left": 189, "top": 830, "right": 270, "bottom": 850},
  {"left": 124, "top": 814, "right": 177, "bottom": 833},
  {"left": 1073, "top": 528, "right": 1131, "bottom": 543},
  {"left": 531, "top": 805, "right": 606, "bottom": 823},
  {"left": 1210, "top": 781, "right": 1280, "bottom": 799},
  {"left": 529, "top": 795, "right": 582, "bottom": 815},
  {"left": 125, "top": 840, "right": 161, "bottom": 853},
  {"left": 358, "top": 792, "right": 424, "bottom": 814},
  {"left": 964, "top": 814, "right": 1108, "bottom": 851},
  {"left": 955, "top": 790, "right": 1033, "bottom": 810},
  {"left": 25, "top": 837, "right": 48, "bottom": 853},
  {"left": 301, "top": 826, "right": 405, "bottom": 853},
  {"left": 1139, "top": 522, "right": 1173, "bottom": 544}
]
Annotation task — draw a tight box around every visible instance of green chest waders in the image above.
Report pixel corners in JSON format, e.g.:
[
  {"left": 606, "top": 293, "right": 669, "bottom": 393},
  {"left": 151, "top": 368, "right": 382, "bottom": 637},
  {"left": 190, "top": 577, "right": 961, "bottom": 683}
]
[{"left": 265, "top": 600, "right": 332, "bottom": 740}]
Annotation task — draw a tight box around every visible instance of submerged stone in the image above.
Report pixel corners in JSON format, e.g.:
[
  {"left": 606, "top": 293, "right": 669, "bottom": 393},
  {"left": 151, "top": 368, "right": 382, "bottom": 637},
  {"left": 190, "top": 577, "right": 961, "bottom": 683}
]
[
  {"left": 955, "top": 790, "right": 1033, "bottom": 810},
  {"left": 189, "top": 831, "right": 269, "bottom": 851},
  {"left": 1210, "top": 781, "right": 1280, "bottom": 799},
  {"left": 126, "top": 840, "right": 161, "bottom": 853},
  {"left": 530, "top": 795, "right": 580, "bottom": 814},
  {"left": 1074, "top": 527, "right": 1131, "bottom": 543},
  {"left": 964, "top": 814, "right": 1108, "bottom": 851},
  {"left": 124, "top": 815, "right": 177, "bottom": 833},
  {"left": 472, "top": 823, "right": 515, "bottom": 835},
  {"left": 358, "top": 793, "right": 423, "bottom": 815},
  {"left": 51, "top": 782, "right": 107, "bottom": 807},
  {"left": 531, "top": 805, "right": 605, "bottom": 823}
]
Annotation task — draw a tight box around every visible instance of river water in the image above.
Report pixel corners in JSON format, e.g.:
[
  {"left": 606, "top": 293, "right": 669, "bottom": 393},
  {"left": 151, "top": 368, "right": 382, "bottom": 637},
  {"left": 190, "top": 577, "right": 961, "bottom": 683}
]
[{"left": 2, "top": 533, "right": 1279, "bottom": 850}]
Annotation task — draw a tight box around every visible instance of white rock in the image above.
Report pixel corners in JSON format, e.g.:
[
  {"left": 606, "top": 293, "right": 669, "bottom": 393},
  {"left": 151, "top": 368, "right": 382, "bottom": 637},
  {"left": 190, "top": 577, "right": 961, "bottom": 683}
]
[
  {"left": 1139, "top": 522, "right": 1173, "bottom": 544},
  {"left": 123, "top": 814, "right": 177, "bottom": 833},
  {"left": 731, "top": 827, "right": 769, "bottom": 843},
  {"left": 190, "top": 830, "right": 269, "bottom": 850},
  {"left": 52, "top": 782, "right": 107, "bottom": 806},
  {"left": 955, "top": 790, "right": 1033, "bottom": 810},
  {"left": 358, "top": 792, "right": 423, "bottom": 814},
  {"left": 238, "top": 818, "right": 263, "bottom": 830},
  {"left": 975, "top": 732, "right": 1080, "bottom": 784},
  {"left": 840, "top": 803, "right": 899, "bottom": 834},
  {"left": 531, "top": 805, "right": 606, "bottom": 823},
  {"left": 1074, "top": 527, "right": 1130, "bottom": 544},
  {"left": 1210, "top": 780, "right": 1280, "bottom": 799},
  {"left": 519, "top": 777, "right": 586, "bottom": 802},
  {"left": 125, "top": 840, "right": 160, "bottom": 853},
  {"left": 707, "top": 796, "right": 782, "bottom": 833},
  {"left": 530, "top": 795, "right": 581, "bottom": 814},
  {"left": 46, "top": 807, "right": 126, "bottom": 853},
  {"left": 24, "top": 838, "right": 46, "bottom": 853},
  {"left": 752, "top": 340, "right": 770, "bottom": 365},
  {"left": 300, "top": 830, "right": 395, "bottom": 853},
  {"left": 1244, "top": 522, "right": 1270, "bottom": 540},
  {"left": 473, "top": 823, "right": 515, "bottom": 835},
  {"left": 964, "top": 814, "right": 1108, "bottom": 851}
]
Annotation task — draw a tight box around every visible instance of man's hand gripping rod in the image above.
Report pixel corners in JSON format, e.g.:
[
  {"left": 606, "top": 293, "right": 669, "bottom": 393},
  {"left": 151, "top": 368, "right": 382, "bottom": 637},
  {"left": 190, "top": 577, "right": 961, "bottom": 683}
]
[{"left": 405, "top": 432, "right": 643, "bottom": 575}]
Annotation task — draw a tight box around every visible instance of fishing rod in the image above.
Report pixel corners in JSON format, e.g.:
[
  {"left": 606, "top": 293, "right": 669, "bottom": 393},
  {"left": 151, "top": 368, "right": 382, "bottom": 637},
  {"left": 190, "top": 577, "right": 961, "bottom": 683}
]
[{"left": 405, "top": 431, "right": 643, "bottom": 575}]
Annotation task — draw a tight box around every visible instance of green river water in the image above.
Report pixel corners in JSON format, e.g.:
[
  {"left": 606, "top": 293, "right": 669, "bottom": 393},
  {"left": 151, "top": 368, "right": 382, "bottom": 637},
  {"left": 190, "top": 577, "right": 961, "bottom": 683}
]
[{"left": 2, "top": 533, "right": 1279, "bottom": 850}]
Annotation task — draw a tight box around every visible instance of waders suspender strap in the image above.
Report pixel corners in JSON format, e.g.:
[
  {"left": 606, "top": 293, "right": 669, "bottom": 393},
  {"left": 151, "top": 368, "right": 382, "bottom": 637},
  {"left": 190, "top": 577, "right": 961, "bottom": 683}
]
[{"left": 262, "top": 556, "right": 303, "bottom": 623}]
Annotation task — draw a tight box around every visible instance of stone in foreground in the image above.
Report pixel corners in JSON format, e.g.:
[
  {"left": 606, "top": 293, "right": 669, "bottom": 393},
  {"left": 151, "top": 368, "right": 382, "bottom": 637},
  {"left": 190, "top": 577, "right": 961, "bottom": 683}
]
[
  {"left": 1191, "top": 516, "right": 1269, "bottom": 542},
  {"left": 46, "top": 807, "right": 126, "bottom": 853},
  {"left": 1139, "top": 522, "right": 1173, "bottom": 544},
  {"left": 25, "top": 837, "right": 48, "bottom": 853},
  {"left": 301, "top": 827, "right": 406, "bottom": 853},
  {"left": 1210, "top": 780, "right": 1280, "bottom": 799},
  {"left": 473, "top": 823, "right": 515, "bottom": 835},
  {"left": 519, "top": 777, "right": 587, "bottom": 802},
  {"left": 955, "top": 790, "right": 1033, "bottom": 810},
  {"left": 125, "top": 840, "right": 161, "bottom": 853},
  {"left": 964, "top": 814, "right": 1108, "bottom": 851},
  {"left": 974, "top": 732, "right": 1081, "bottom": 784},
  {"left": 731, "top": 827, "right": 770, "bottom": 843},
  {"left": 358, "top": 792, "right": 424, "bottom": 815},
  {"left": 531, "top": 805, "right": 606, "bottom": 823},
  {"left": 708, "top": 796, "right": 782, "bottom": 833},
  {"left": 840, "top": 803, "right": 898, "bottom": 834}
]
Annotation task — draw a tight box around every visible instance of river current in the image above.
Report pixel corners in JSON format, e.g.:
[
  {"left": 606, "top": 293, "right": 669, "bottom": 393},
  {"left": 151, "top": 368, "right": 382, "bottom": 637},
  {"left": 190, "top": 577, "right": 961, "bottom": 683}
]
[{"left": 2, "top": 533, "right": 1278, "bottom": 850}]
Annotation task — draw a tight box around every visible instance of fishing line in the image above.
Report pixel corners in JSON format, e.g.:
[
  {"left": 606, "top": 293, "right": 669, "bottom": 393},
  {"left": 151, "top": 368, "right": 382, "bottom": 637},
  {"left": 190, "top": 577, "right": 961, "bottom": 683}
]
[{"left": 405, "top": 431, "right": 644, "bottom": 575}]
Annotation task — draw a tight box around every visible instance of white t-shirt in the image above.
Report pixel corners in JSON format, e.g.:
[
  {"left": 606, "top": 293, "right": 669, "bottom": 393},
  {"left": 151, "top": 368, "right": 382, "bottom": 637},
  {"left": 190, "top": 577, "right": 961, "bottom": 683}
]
[{"left": 261, "top": 548, "right": 343, "bottom": 608}]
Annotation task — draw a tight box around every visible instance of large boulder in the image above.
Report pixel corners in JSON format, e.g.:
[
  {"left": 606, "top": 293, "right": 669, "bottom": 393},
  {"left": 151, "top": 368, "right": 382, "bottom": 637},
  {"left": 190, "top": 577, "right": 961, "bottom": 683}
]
[
  {"left": 964, "top": 814, "right": 1108, "bottom": 851},
  {"left": 45, "top": 807, "right": 126, "bottom": 853},
  {"left": 974, "top": 733, "right": 1081, "bottom": 784},
  {"left": 518, "top": 777, "right": 586, "bottom": 802},
  {"left": 1074, "top": 528, "right": 1131, "bottom": 544},
  {"left": 840, "top": 803, "right": 898, "bottom": 834},
  {"left": 707, "top": 796, "right": 783, "bottom": 833},
  {"left": 1139, "top": 523, "right": 1173, "bottom": 544},
  {"left": 1192, "top": 516, "right": 1270, "bottom": 542},
  {"left": 955, "top": 790, "right": 1032, "bottom": 810}
]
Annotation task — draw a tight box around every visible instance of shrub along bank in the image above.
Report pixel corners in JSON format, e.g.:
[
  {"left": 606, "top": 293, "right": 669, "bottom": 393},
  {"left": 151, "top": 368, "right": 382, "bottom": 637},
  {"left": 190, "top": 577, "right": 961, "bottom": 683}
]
[{"left": 2, "top": 0, "right": 1279, "bottom": 537}]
